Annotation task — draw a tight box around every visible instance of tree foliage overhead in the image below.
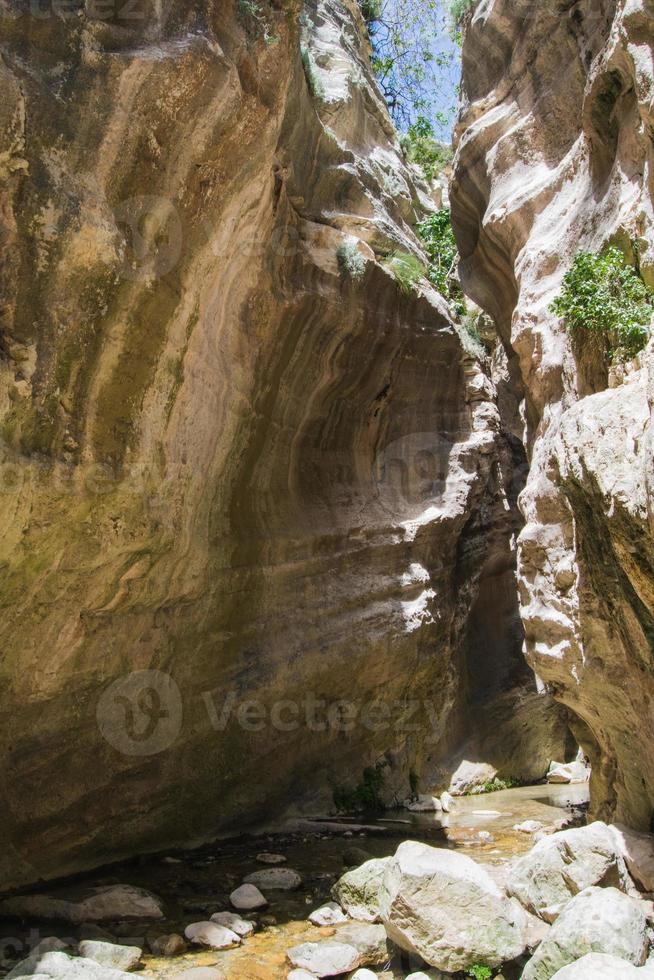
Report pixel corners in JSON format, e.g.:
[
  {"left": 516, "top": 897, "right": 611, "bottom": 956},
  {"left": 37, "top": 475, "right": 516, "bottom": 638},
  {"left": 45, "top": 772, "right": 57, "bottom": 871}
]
[{"left": 359, "top": 0, "right": 460, "bottom": 136}]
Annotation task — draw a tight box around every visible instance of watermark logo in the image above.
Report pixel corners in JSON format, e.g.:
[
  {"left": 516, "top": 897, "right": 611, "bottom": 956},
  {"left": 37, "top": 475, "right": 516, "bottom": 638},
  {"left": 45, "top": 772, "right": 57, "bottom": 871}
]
[{"left": 97, "top": 669, "right": 183, "bottom": 756}]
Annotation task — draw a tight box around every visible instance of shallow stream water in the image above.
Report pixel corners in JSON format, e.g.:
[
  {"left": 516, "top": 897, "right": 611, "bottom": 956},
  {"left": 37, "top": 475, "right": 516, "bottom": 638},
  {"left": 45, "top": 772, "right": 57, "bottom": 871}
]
[{"left": 0, "top": 783, "right": 590, "bottom": 980}]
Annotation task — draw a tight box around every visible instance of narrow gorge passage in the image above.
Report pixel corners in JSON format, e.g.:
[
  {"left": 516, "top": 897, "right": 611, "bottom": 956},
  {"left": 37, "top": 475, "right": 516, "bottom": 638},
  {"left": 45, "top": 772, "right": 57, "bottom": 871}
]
[{"left": 0, "top": 1, "right": 652, "bottom": 979}]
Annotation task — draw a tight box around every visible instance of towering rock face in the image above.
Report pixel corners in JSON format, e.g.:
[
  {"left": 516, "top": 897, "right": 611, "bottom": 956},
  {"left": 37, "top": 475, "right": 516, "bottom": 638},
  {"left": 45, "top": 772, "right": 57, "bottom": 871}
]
[
  {"left": 452, "top": 0, "right": 654, "bottom": 829},
  {"left": 0, "top": 0, "right": 565, "bottom": 889}
]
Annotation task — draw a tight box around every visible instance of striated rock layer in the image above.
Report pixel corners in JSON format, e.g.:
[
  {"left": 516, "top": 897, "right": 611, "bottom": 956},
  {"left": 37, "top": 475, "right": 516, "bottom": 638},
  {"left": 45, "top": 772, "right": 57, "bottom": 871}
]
[
  {"left": 0, "top": 0, "right": 566, "bottom": 888},
  {"left": 452, "top": 0, "right": 654, "bottom": 829}
]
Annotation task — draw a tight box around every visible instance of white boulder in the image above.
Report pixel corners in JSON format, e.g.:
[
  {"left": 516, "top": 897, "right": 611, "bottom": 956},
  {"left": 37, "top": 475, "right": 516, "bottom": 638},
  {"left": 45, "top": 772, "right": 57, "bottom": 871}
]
[
  {"left": 243, "top": 868, "right": 302, "bottom": 890},
  {"left": 440, "top": 791, "right": 454, "bottom": 813},
  {"left": 546, "top": 760, "right": 590, "bottom": 784},
  {"left": 448, "top": 761, "right": 497, "bottom": 796},
  {"left": 230, "top": 883, "right": 267, "bottom": 911},
  {"left": 210, "top": 911, "right": 254, "bottom": 936},
  {"left": 308, "top": 902, "right": 348, "bottom": 926},
  {"left": 522, "top": 886, "right": 649, "bottom": 980},
  {"left": 77, "top": 942, "right": 142, "bottom": 972},
  {"left": 331, "top": 858, "right": 390, "bottom": 922},
  {"left": 184, "top": 921, "right": 240, "bottom": 950},
  {"left": 405, "top": 795, "right": 442, "bottom": 812},
  {"left": 508, "top": 821, "right": 636, "bottom": 921},
  {"left": 0, "top": 885, "right": 164, "bottom": 923},
  {"left": 551, "top": 953, "right": 654, "bottom": 979},
  {"left": 611, "top": 824, "right": 654, "bottom": 892},
  {"left": 286, "top": 941, "right": 360, "bottom": 977},
  {"left": 379, "top": 840, "right": 527, "bottom": 972}
]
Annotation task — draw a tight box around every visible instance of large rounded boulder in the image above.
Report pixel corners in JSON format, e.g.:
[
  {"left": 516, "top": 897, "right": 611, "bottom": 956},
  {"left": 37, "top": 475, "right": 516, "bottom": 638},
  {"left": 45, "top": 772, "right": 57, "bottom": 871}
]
[
  {"left": 378, "top": 840, "right": 527, "bottom": 972},
  {"left": 522, "top": 886, "right": 649, "bottom": 980}
]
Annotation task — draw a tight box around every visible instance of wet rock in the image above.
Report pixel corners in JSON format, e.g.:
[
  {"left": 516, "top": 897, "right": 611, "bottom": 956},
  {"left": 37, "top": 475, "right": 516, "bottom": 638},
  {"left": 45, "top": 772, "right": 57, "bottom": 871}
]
[
  {"left": 286, "top": 941, "right": 360, "bottom": 977},
  {"left": 229, "top": 884, "right": 267, "bottom": 911},
  {"left": 514, "top": 821, "right": 545, "bottom": 834},
  {"left": 9, "top": 951, "right": 135, "bottom": 978},
  {"left": 379, "top": 840, "right": 526, "bottom": 972},
  {"left": 551, "top": 953, "right": 654, "bottom": 978},
  {"left": 522, "top": 887, "right": 649, "bottom": 980},
  {"left": 77, "top": 942, "right": 142, "bottom": 972},
  {"left": 546, "top": 761, "right": 590, "bottom": 785},
  {"left": 309, "top": 902, "right": 349, "bottom": 926},
  {"left": 210, "top": 911, "right": 254, "bottom": 936},
  {"left": 183, "top": 921, "right": 240, "bottom": 950},
  {"left": 343, "top": 847, "right": 373, "bottom": 867},
  {"left": 440, "top": 792, "right": 454, "bottom": 813},
  {"left": 256, "top": 853, "right": 287, "bottom": 865},
  {"left": 331, "top": 858, "right": 390, "bottom": 922},
  {"left": 147, "top": 933, "right": 186, "bottom": 957},
  {"left": 332, "top": 923, "right": 389, "bottom": 967},
  {"left": 0, "top": 885, "right": 164, "bottom": 924},
  {"left": 405, "top": 796, "right": 442, "bottom": 813},
  {"left": 449, "top": 761, "right": 497, "bottom": 796},
  {"left": 7, "top": 939, "right": 70, "bottom": 979},
  {"left": 259, "top": 914, "right": 277, "bottom": 926},
  {"left": 508, "top": 822, "right": 636, "bottom": 921},
  {"left": 244, "top": 868, "right": 302, "bottom": 891}
]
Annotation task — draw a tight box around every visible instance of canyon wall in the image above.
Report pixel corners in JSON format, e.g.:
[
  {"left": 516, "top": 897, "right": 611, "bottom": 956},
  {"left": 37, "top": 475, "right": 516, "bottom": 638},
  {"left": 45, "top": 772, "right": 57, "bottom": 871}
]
[
  {"left": 0, "top": 0, "right": 565, "bottom": 890},
  {"left": 452, "top": 0, "right": 654, "bottom": 829}
]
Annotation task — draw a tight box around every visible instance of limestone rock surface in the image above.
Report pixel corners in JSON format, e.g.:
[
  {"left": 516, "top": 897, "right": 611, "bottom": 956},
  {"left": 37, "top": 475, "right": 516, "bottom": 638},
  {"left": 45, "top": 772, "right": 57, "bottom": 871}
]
[
  {"left": 0, "top": 0, "right": 566, "bottom": 889},
  {"left": 452, "top": 0, "right": 654, "bottom": 829},
  {"left": 378, "top": 840, "right": 527, "bottom": 971}
]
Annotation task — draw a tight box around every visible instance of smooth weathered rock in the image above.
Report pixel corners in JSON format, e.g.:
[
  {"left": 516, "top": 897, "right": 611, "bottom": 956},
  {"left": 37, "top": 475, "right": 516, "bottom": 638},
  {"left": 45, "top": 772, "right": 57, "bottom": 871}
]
[
  {"left": 256, "top": 853, "right": 287, "bottom": 866},
  {"left": 0, "top": 885, "right": 164, "bottom": 924},
  {"left": 332, "top": 923, "right": 389, "bottom": 967},
  {"left": 10, "top": 952, "right": 135, "bottom": 979},
  {"left": 7, "top": 939, "right": 70, "bottom": 979},
  {"left": 332, "top": 859, "right": 390, "bottom": 923},
  {"left": 439, "top": 792, "right": 454, "bottom": 813},
  {"left": 183, "top": 922, "right": 240, "bottom": 950},
  {"left": 308, "top": 902, "right": 348, "bottom": 927},
  {"left": 286, "top": 942, "right": 360, "bottom": 977},
  {"left": 147, "top": 933, "right": 186, "bottom": 957},
  {"left": 379, "top": 840, "right": 526, "bottom": 971},
  {"left": 348, "top": 971, "right": 378, "bottom": 980},
  {"left": 551, "top": 954, "right": 654, "bottom": 979},
  {"left": 287, "top": 971, "right": 319, "bottom": 980},
  {"left": 0, "top": 0, "right": 567, "bottom": 891},
  {"left": 546, "top": 761, "right": 590, "bottom": 785},
  {"left": 77, "top": 942, "right": 142, "bottom": 972},
  {"left": 448, "top": 761, "right": 497, "bottom": 796},
  {"left": 522, "top": 887, "right": 649, "bottom": 980},
  {"left": 243, "top": 868, "right": 302, "bottom": 891},
  {"left": 508, "top": 822, "right": 636, "bottom": 921},
  {"left": 452, "top": 0, "right": 654, "bottom": 830},
  {"left": 514, "top": 821, "right": 545, "bottom": 834},
  {"left": 210, "top": 911, "right": 254, "bottom": 937},
  {"left": 405, "top": 795, "right": 441, "bottom": 812},
  {"left": 229, "top": 884, "right": 267, "bottom": 912}
]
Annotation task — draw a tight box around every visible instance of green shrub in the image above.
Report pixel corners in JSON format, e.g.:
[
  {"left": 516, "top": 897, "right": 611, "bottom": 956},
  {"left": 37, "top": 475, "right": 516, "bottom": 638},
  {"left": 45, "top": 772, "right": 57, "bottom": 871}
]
[
  {"left": 471, "top": 777, "right": 520, "bottom": 795},
  {"left": 301, "top": 46, "right": 326, "bottom": 100},
  {"left": 550, "top": 246, "right": 653, "bottom": 363},
  {"left": 417, "top": 208, "right": 466, "bottom": 316},
  {"left": 385, "top": 251, "right": 425, "bottom": 294},
  {"left": 449, "top": 0, "right": 477, "bottom": 31},
  {"left": 333, "top": 761, "right": 387, "bottom": 813},
  {"left": 336, "top": 242, "right": 367, "bottom": 281},
  {"left": 467, "top": 966, "right": 493, "bottom": 980},
  {"left": 400, "top": 115, "right": 453, "bottom": 181}
]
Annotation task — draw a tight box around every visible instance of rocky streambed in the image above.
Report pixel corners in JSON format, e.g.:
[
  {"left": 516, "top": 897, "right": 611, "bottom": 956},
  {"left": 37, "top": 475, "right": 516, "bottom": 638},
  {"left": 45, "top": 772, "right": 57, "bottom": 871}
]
[{"left": 0, "top": 783, "right": 620, "bottom": 980}]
